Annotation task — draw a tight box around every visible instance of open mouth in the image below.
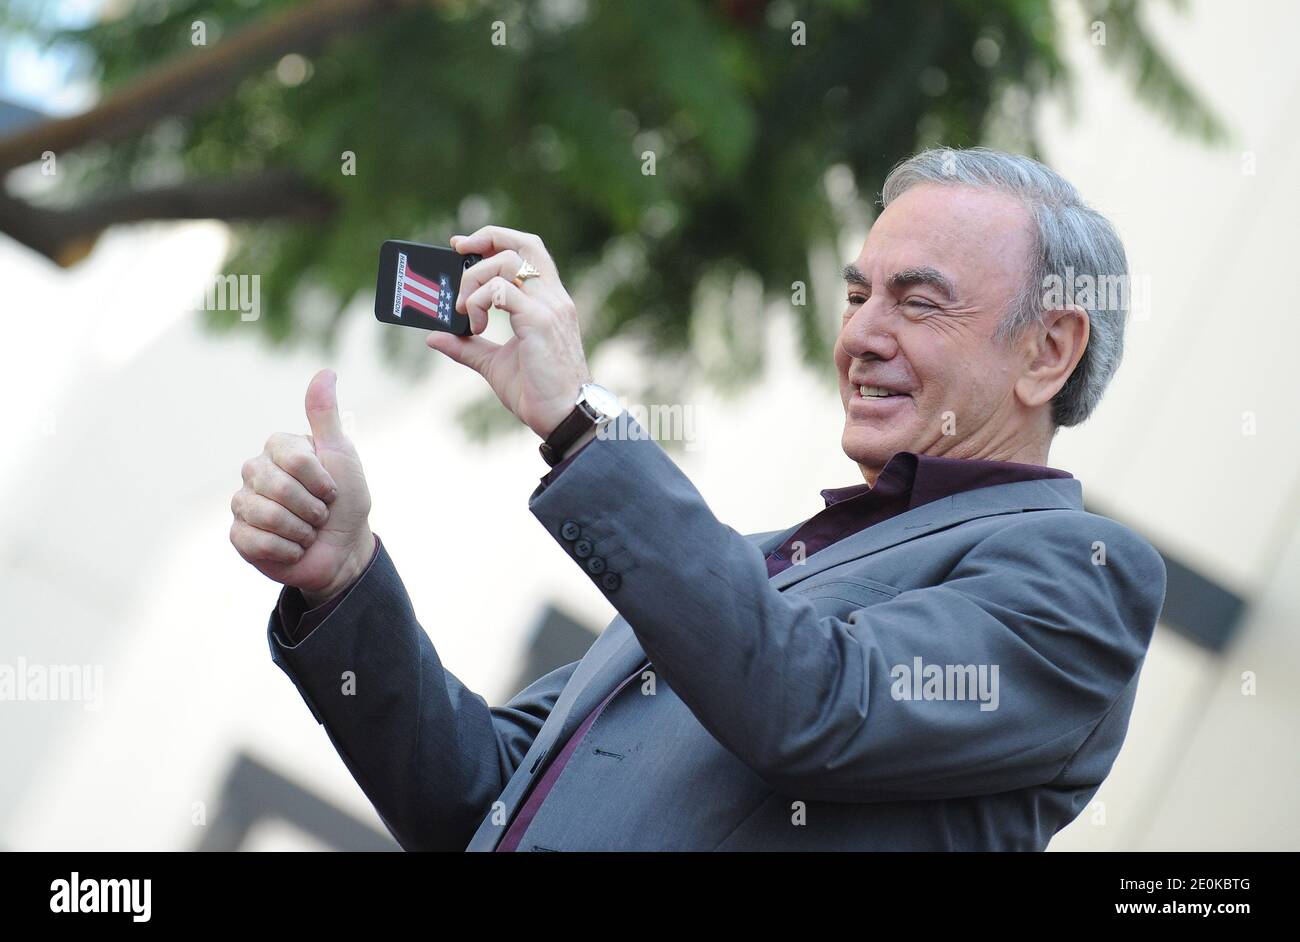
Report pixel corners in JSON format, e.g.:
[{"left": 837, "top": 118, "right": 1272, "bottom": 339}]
[{"left": 857, "top": 384, "right": 909, "bottom": 400}]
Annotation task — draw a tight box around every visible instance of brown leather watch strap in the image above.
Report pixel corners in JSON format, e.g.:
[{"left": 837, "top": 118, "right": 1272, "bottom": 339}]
[{"left": 539, "top": 401, "right": 597, "bottom": 467}]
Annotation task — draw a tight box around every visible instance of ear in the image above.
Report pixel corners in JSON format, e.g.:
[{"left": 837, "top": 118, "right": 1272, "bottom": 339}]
[{"left": 1014, "top": 305, "right": 1090, "bottom": 410}]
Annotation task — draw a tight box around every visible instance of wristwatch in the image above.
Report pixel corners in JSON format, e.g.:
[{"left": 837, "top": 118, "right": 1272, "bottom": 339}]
[{"left": 539, "top": 383, "right": 624, "bottom": 466}]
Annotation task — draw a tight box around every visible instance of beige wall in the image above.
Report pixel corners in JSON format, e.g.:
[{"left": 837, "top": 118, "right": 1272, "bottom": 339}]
[{"left": 1039, "top": 0, "right": 1300, "bottom": 851}]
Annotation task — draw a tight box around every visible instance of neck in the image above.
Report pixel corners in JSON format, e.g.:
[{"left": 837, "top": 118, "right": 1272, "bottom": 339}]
[{"left": 857, "top": 433, "right": 1053, "bottom": 486}]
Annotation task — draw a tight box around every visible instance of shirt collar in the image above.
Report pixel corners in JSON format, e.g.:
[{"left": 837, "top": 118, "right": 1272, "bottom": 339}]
[
  {"left": 819, "top": 451, "right": 919, "bottom": 507},
  {"left": 820, "top": 451, "right": 1072, "bottom": 510}
]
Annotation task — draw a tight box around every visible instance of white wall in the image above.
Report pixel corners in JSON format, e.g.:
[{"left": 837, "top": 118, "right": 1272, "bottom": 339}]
[{"left": 0, "top": 0, "right": 1295, "bottom": 850}]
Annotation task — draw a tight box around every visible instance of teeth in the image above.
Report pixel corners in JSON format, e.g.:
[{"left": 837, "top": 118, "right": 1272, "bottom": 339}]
[{"left": 859, "top": 385, "right": 897, "bottom": 398}]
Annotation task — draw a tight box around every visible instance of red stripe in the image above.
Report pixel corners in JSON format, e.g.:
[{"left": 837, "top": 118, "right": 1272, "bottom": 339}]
[
  {"left": 404, "top": 267, "right": 440, "bottom": 296},
  {"left": 401, "top": 289, "right": 440, "bottom": 318},
  {"left": 404, "top": 279, "right": 439, "bottom": 304}
]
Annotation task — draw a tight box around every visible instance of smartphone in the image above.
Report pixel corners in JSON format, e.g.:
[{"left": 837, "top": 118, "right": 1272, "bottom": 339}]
[{"left": 374, "top": 239, "right": 482, "bottom": 336}]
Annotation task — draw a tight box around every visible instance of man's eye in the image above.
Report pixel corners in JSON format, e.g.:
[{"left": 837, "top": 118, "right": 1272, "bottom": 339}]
[
  {"left": 905, "top": 297, "right": 938, "bottom": 310},
  {"left": 847, "top": 293, "right": 867, "bottom": 306}
]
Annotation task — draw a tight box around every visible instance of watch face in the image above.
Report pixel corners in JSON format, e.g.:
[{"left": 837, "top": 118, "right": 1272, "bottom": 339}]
[{"left": 579, "top": 383, "right": 624, "bottom": 421}]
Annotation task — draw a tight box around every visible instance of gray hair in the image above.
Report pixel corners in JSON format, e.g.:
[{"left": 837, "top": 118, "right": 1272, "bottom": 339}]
[{"left": 880, "top": 147, "right": 1128, "bottom": 428}]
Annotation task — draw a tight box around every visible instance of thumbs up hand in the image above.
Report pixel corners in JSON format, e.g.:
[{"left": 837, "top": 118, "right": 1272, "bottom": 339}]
[{"left": 231, "top": 369, "right": 374, "bottom": 607}]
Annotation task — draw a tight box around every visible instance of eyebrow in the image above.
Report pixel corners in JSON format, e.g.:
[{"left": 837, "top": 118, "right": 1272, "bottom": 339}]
[{"left": 841, "top": 263, "right": 956, "bottom": 302}]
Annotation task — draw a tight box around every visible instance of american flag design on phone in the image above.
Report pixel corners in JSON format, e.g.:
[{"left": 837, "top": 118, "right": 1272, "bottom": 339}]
[{"left": 393, "top": 252, "right": 452, "bottom": 325}]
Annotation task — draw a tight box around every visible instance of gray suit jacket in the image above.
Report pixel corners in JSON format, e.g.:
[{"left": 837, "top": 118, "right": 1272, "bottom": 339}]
[{"left": 268, "top": 413, "right": 1166, "bottom": 851}]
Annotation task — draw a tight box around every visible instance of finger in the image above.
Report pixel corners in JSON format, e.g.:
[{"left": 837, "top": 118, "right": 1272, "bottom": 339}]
[
  {"left": 304, "top": 368, "right": 348, "bottom": 449},
  {"left": 232, "top": 490, "right": 317, "bottom": 547},
  {"left": 230, "top": 520, "right": 306, "bottom": 565},
  {"left": 464, "top": 276, "right": 547, "bottom": 332},
  {"left": 426, "top": 331, "right": 502, "bottom": 375},
  {"left": 265, "top": 433, "right": 337, "bottom": 502},
  {"left": 451, "top": 227, "right": 556, "bottom": 278},
  {"left": 252, "top": 462, "right": 330, "bottom": 526},
  {"left": 457, "top": 249, "right": 523, "bottom": 317}
]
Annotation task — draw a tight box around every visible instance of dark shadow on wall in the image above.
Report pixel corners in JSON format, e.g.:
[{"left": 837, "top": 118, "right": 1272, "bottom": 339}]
[
  {"left": 1087, "top": 504, "right": 1247, "bottom": 653},
  {"left": 507, "top": 604, "right": 600, "bottom": 693},
  {"left": 195, "top": 753, "right": 399, "bottom": 851}
]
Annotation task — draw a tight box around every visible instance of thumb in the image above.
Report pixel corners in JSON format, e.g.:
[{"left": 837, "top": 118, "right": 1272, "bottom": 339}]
[{"left": 304, "top": 368, "right": 347, "bottom": 448}]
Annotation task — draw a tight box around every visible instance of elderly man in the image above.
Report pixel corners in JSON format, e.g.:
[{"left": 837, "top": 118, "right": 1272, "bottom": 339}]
[{"left": 230, "top": 147, "right": 1165, "bottom": 851}]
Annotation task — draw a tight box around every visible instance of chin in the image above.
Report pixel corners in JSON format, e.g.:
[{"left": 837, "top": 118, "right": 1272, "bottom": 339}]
[{"left": 841, "top": 423, "right": 901, "bottom": 472}]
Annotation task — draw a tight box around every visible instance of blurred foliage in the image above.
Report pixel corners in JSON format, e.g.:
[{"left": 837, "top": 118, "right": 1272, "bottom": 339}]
[{"left": 10, "top": 0, "right": 1222, "bottom": 428}]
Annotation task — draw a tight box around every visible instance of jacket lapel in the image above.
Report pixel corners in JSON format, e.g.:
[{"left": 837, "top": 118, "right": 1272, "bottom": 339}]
[
  {"left": 767, "top": 476, "right": 1082, "bottom": 592},
  {"left": 464, "top": 624, "right": 644, "bottom": 850}
]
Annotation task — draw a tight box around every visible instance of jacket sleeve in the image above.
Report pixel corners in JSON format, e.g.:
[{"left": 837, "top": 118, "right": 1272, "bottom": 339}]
[
  {"left": 267, "top": 540, "right": 578, "bottom": 850},
  {"left": 529, "top": 414, "right": 1167, "bottom": 803}
]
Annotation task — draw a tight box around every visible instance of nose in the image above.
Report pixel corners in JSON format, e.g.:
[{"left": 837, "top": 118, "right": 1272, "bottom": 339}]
[{"left": 839, "top": 298, "right": 899, "bottom": 363}]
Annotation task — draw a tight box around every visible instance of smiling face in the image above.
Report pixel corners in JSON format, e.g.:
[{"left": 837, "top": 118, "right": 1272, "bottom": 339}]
[{"left": 835, "top": 182, "right": 1050, "bottom": 482}]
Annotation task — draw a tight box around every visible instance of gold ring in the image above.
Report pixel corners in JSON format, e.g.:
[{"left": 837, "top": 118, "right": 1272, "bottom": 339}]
[{"left": 512, "top": 259, "right": 542, "bottom": 288}]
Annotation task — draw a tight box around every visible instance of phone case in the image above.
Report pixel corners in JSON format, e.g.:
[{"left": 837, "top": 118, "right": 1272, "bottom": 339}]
[{"left": 374, "top": 239, "right": 482, "bottom": 336}]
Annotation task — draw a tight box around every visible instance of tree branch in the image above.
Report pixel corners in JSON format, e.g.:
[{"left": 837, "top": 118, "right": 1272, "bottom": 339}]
[
  {"left": 0, "top": 169, "right": 334, "bottom": 266},
  {"left": 0, "top": 0, "right": 415, "bottom": 174}
]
